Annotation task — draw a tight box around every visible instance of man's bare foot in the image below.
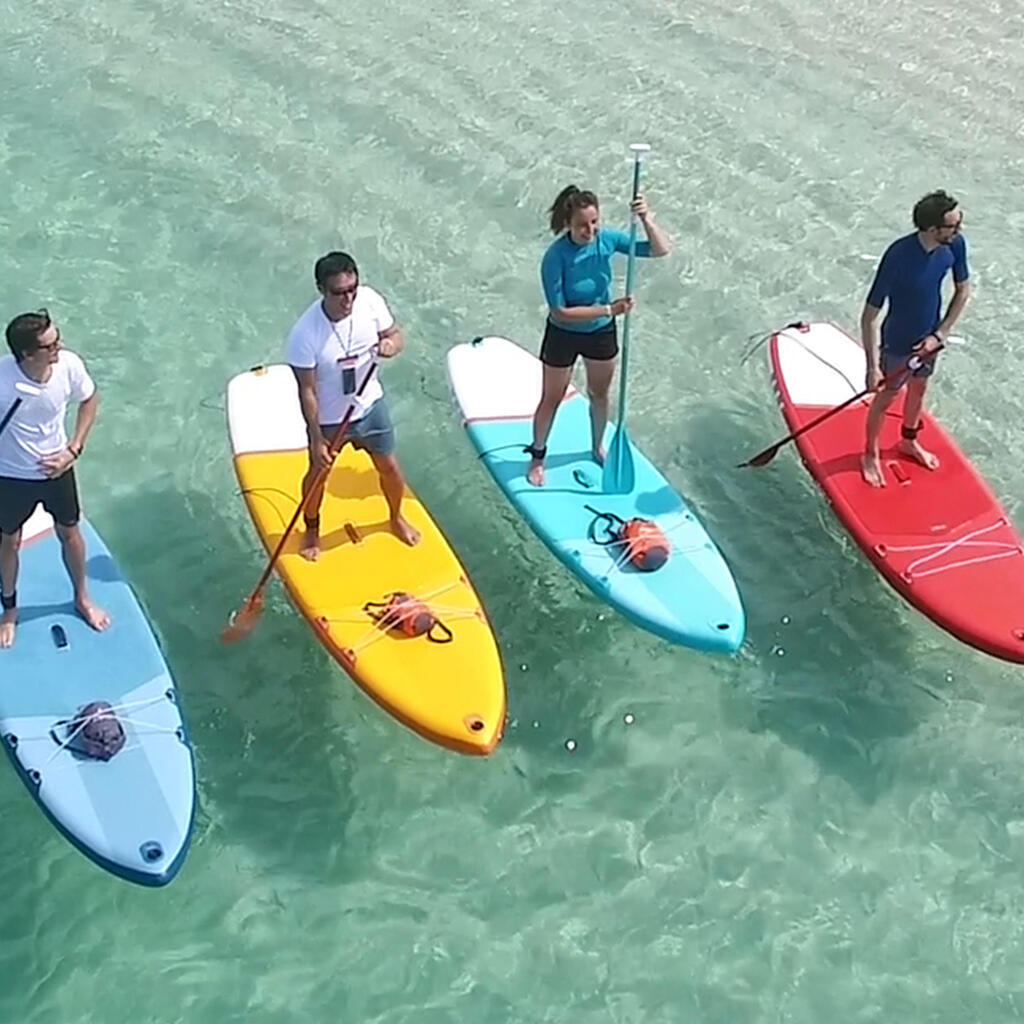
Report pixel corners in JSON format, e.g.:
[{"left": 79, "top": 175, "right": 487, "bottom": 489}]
[
  {"left": 527, "top": 459, "right": 545, "bottom": 487},
  {"left": 592, "top": 445, "right": 606, "bottom": 466},
  {"left": 300, "top": 526, "right": 321, "bottom": 562},
  {"left": 0, "top": 609, "right": 17, "bottom": 649},
  {"left": 390, "top": 516, "right": 421, "bottom": 546},
  {"left": 861, "top": 452, "right": 886, "bottom": 488},
  {"left": 75, "top": 598, "right": 110, "bottom": 632},
  {"left": 899, "top": 438, "right": 940, "bottom": 471}
]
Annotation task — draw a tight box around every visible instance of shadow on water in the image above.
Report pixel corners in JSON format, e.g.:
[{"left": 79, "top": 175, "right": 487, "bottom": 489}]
[
  {"left": 95, "top": 477, "right": 362, "bottom": 883},
  {"left": 412, "top": 447, "right": 716, "bottom": 789},
  {"left": 658, "top": 399, "right": 940, "bottom": 803}
]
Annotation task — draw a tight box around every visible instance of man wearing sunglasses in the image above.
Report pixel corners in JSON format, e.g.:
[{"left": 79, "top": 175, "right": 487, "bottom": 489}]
[
  {"left": 0, "top": 310, "right": 109, "bottom": 648},
  {"left": 288, "top": 250, "right": 420, "bottom": 560},
  {"left": 859, "top": 189, "right": 971, "bottom": 488}
]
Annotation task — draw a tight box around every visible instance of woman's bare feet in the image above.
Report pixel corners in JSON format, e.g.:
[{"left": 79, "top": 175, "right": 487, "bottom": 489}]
[{"left": 0, "top": 609, "right": 17, "bottom": 648}]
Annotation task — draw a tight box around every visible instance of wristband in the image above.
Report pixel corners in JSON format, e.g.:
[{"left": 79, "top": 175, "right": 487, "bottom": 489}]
[{"left": 68, "top": 443, "right": 82, "bottom": 460}]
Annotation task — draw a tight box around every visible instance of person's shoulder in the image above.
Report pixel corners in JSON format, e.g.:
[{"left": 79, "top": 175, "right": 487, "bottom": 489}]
[
  {"left": 289, "top": 298, "right": 325, "bottom": 336},
  {"left": 877, "top": 233, "right": 916, "bottom": 264},
  {"left": 543, "top": 233, "right": 570, "bottom": 258},
  {"left": 599, "top": 226, "right": 629, "bottom": 248},
  {"left": 57, "top": 349, "right": 88, "bottom": 374},
  {"left": 356, "top": 284, "right": 387, "bottom": 307}
]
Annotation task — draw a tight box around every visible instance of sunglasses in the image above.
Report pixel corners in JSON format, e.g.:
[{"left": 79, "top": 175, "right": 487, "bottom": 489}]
[
  {"left": 325, "top": 281, "right": 358, "bottom": 299},
  {"left": 30, "top": 308, "right": 60, "bottom": 352}
]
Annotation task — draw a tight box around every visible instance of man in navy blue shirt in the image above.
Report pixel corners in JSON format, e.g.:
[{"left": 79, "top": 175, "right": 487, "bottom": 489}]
[{"left": 859, "top": 190, "right": 971, "bottom": 487}]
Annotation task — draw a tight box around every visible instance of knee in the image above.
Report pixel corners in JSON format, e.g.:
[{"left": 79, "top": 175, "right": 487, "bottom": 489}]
[
  {"left": 587, "top": 383, "right": 611, "bottom": 403},
  {"left": 0, "top": 531, "right": 21, "bottom": 553},
  {"left": 54, "top": 522, "right": 81, "bottom": 544},
  {"left": 376, "top": 456, "right": 403, "bottom": 481}
]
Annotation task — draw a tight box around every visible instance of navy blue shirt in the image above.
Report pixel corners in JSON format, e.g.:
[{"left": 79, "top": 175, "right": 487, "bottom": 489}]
[{"left": 866, "top": 232, "right": 969, "bottom": 355}]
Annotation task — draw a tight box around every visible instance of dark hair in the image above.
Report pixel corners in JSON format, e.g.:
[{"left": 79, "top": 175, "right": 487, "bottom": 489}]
[
  {"left": 5, "top": 309, "right": 52, "bottom": 362},
  {"left": 314, "top": 251, "right": 359, "bottom": 288},
  {"left": 912, "top": 190, "right": 958, "bottom": 231},
  {"left": 548, "top": 185, "right": 600, "bottom": 234}
]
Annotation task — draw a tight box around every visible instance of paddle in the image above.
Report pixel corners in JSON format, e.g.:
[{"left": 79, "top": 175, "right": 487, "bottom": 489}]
[
  {"left": 602, "top": 142, "right": 650, "bottom": 495},
  {"left": 221, "top": 360, "right": 379, "bottom": 643},
  {"left": 737, "top": 343, "right": 946, "bottom": 468}
]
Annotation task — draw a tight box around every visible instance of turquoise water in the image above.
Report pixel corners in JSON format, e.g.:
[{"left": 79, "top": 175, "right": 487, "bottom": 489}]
[{"left": 4, "top": 0, "right": 1024, "bottom": 1019}]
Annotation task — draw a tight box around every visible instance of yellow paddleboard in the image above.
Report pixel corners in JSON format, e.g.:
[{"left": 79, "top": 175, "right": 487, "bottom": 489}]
[{"left": 226, "top": 364, "right": 506, "bottom": 755}]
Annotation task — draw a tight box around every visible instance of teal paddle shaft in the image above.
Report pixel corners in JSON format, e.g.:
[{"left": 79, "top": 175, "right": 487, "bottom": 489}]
[
  {"left": 616, "top": 152, "right": 644, "bottom": 423},
  {"left": 603, "top": 142, "right": 650, "bottom": 494}
]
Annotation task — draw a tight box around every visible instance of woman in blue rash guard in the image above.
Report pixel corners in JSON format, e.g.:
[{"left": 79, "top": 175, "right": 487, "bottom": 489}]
[{"left": 526, "top": 184, "right": 671, "bottom": 486}]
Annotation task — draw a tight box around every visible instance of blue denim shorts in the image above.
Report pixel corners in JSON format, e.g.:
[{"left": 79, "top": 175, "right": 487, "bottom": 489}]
[
  {"left": 881, "top": 347, "right": 936, "bottom": 388},
  {"left": 320, "top": 398, "right": 395, "bottom": 457}
]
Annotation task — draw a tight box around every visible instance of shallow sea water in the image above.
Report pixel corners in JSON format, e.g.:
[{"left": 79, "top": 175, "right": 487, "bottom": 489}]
[{"left": 3, "top": 0, "right": 1024, "bottom": 1020}]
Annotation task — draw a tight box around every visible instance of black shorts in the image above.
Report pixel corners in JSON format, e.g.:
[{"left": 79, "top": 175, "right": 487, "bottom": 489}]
[
  {"left": 539, "top": 319, "right": 618, "bottom": 368},
  {"left": 0, "top": 470, "right": 81, "bottom": 535}
]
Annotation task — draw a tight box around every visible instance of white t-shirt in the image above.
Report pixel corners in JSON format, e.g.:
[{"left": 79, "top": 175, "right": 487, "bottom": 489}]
[
  {"left": 0, "top": 351, "right": 95, "bottom": 480},
  {"left": 286, "top": 285, "right": 395, "bottom": 424}
]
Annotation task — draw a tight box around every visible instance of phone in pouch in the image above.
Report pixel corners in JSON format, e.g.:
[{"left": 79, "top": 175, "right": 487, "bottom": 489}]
[{"left": 338, "top": 356, "right": 358, "bottom": 395}]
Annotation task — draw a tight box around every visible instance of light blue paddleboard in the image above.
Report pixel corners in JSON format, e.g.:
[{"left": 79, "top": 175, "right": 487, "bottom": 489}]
[
  {"left": 0, "top": 508, "right": 196, "bottom": 886},
  {"left": 446, "top": 336, "right": 745, "bottom": 653}
]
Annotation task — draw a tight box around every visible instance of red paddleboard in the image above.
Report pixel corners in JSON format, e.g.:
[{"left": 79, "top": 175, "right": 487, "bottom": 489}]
[{"left": 768, "top": 320, "right": 1024, "bottom": 664}]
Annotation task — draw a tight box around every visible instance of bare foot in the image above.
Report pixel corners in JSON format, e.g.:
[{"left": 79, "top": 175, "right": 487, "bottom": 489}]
[
  {"left": 299, "top": 526, "right": 321, "bottom": 562},
  {"left": 75, "top": 598, "right": 111, "bottom": 632},
  {"left": 592, "top": 445, "right": 606, "bottom": 466},
  {"left": 899, "top": 438, "right": 940, "bottom": 471},
  {"left": 860, "top": 452, "right": 886, "bottom": 488},
  {"left": 0, "top": 609, "right": 17, "bottom": 649},
  {"left": 390, "top": 516, "right": 421, "bottom": 546},
  {"left": 527, "top": 459, "right": 545, "bottom": 487}
]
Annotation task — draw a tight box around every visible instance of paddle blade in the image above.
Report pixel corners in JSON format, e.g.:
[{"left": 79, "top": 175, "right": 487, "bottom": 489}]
[
  {"left": 220, "top": 593, "right": 265, "bottom": 644},
  {"left": 737, "top": 445, "right": 780, "bottom": 469},
  {"left": 602, "top": 426, "right": 635, "bottom": 493}
]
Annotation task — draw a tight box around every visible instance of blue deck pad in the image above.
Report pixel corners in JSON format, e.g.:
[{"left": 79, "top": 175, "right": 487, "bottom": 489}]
[
  {"left": 466, "top": 396, "right": 745, "bottom": 652},
  {"left": 0, "top": 517, "right": 196, "bottom": 886}
]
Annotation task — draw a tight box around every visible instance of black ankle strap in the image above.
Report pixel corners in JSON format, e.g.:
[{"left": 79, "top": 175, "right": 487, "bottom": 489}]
[
  {"left": 524, "top": 444, "right": 547, "bottom": 461},
  {"left": 901, "top": 422, "right": 923, "bottom": 441},
  {"left": 1, "top": 591, "right": 15, "bottom": 611},
  {"left": 303, "top": 515, "right": 321, "bottom": 530}
]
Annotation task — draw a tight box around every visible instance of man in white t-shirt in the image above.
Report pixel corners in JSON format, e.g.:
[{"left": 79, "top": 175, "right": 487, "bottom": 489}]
[
  {"left": 287, "top": 251, "right": 420, "bottom": 559},
  {"left": 0, "top": 310, "right": 109, "bottom": 647}
]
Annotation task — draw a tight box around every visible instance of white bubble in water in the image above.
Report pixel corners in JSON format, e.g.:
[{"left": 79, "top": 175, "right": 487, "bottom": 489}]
[
  {"left": 624, "top": 713, "right": 635, "bottom": 725},
  {"left": 776, "top": 647, "right": 786, "bottom": 657},
  {"left": 565, "top": 739, "right": 576, "bottom": 752},
  {"left": 945, "top": 672, "right": 954, "bottom": 683},
  {"left": 781, "top": 615, "right": 791, "bottom": 625},
  {"left": 520, "top": 664, "right": 528, "bottom": 671},
  {"left": 532, "top": 720, "right": 540, "bottom": 729}
]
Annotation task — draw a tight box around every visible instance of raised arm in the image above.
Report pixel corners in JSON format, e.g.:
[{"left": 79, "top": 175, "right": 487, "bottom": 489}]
[{"left": 633, "top": 194, "right": 671, "bottom": 256}]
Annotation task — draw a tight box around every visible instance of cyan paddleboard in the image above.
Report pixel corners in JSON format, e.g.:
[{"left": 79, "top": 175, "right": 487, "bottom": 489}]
[
  {"left": 0, "top": 508, "right": 196, "bottom": 886},
  {"left": 446, "top": 336, "right": 745, "bottom": 653}
]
